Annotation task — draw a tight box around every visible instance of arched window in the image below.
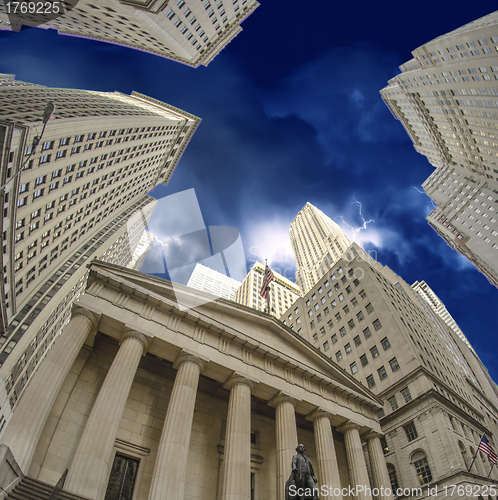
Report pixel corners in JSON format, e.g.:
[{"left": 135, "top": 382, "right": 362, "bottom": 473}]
[
  {"left": 459, "top": 441, "right": 469, "bottom": 469},
  {"left": 411, "top": 450, "right": 432, "bottom": 485},
  {"left": 449, "top": 415, "right": 457, "bottom": 432},
  {"left": 387, "top": 463, "right": 399, "bottom": 492}
]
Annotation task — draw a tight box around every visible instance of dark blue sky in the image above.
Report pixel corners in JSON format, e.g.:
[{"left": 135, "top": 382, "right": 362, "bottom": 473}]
[{"left": 1, "top": 1, "right": 497, "bottom": 381}]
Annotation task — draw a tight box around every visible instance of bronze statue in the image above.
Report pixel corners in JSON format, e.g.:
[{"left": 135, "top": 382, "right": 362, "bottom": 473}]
[{"left": 285, "top": 444, "right": 319, "bottom": 500}]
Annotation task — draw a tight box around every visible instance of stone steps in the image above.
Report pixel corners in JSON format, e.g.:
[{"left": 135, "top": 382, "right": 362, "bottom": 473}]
[{"left": 7, "top": 476, "right": 88, "bottom": 500}]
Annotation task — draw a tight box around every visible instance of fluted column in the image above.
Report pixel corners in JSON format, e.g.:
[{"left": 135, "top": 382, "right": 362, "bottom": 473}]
[
  {"left": 365, "top": 432, "right": 393, "bottom": 500},
  {"left": 148, "top": 352, "right": 205, "bottom": 500},
  {"left": 0, "top": 307, "right": 99, "bottom": 473},
  {"left": 269, "top": 393, "right": 299, "bottom": 500},
  {"left": 221, "top": 375, "right": 255, "bottom": 500},
  {"left": 66, "top": 330, "right": 150, "bottom": 500},
  {"left": 339, "top": 422, "right": 372, "bottom": 500},
  {"left": 308, "top": 410, "right": 342, "bottom": 500}
]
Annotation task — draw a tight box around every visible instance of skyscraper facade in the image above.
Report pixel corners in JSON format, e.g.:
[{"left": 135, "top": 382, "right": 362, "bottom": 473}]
[
  {"left": 424, "top": 163, "right": 498, "bottom": 287},
  {"left": 187, "top": 262, "right": 241, "bottom": 300},
  {"left": 289, "top": 202, "right": 352, "bottom": 294},
  {"left": 282, "top": 245, "right": 498, "bottom": 493},
  {"left": 0, "top": 74, "right": 200, "bottom": 410},
  {"left": 0, "top": 0, "right": 259, "bottom": 67},
  {"left": 380, "top": 10, "right": 498, "bottom": 286},
  {"left": 234, "top": 261, "right": 301, "bottom": 318},
  {"left": 411, "top": 279, "right": 474, "bottom": 352}
]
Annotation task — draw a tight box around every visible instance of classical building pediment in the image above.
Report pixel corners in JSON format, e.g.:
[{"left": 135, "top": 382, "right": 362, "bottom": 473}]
[{"left": 80, "top": 260, "right": 382, "bottom": 429}]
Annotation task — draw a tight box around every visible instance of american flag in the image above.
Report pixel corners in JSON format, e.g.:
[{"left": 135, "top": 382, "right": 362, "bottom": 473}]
[
  {"left": 260, "top": 264, "right": 274, "bottom": 299},
  {"left": 478, "top": 435, "right": 498, "bottom": 464}
]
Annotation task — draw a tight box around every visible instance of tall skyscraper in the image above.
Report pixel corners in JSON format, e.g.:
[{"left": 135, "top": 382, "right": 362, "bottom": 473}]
[
  {"left": 0, "top": 73, "right": 200, "bottom": 409},
  {"left": 411, "top": 279, "right": 474, "bottom": 352},
  {"left": 234, "top": 261, "right": 301, "bottom": 318},
  {"left": 187, "top": 262, "right": 241, "bottom": 300},
  {"left": 380, "top": 10, "right": 498, "bottom": 286},
  {"left": 282, "top": 244, "right": 498, "bottom": 491},
  {"left": 0, "top": 0, "right": 259, "bottom": 67},
  {"left": 289, "top": 202, "right": 352, "bottom": 294},
  {"left": 424, "top": 163, "right": 498, "bottom": 287}
]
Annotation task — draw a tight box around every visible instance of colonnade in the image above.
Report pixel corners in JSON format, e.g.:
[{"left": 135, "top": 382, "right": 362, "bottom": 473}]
[{"left": 1, "top": 308, "right": 393, "bottom": 500}]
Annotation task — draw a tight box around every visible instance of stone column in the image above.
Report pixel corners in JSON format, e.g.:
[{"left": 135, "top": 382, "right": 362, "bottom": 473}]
[
  {"left": 66, "top": 330, "right": 150, "bottom": 500},
  {"left": 0, "top": 307, "right": 99, "bottom": 473},
  {"left": 270, "top": 393, "right": 299, "bottom": 500},
  {"left": 221, "top": 375, "right": 255, "bottom": 500},
  {"left": 364, "top": 432, "right": 393, "bottom": 500},
  {"left": 307, "top": 410, "right": 342, "bottom": 500},
  {"left": 339, "top": 422, "right": 372, "bottom": 500},
  {"left": 148, "top": 352, "right": 205, "bottom": 500}
]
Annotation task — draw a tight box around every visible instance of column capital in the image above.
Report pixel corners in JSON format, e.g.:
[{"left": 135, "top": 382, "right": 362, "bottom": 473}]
[
  {"left": 223, "top": 373, "right": 258, "bottom": 391},
  {"left": 268, "top": 391, "right": 300, "bottom": 408},
  {"left": 174, "top": 350, "right": 208, "bottom": 371},
  {"left": 306, "top": 408, "right": 334, "bottom": 423},
  {"left": 121, "top": 329, "right": 151, "bottom": 353},
  {"left": 72, "top": 306, "right": 100, "bottom": 335},
  {"left": 337, "top": 420, "right": 360, "bottom": 433},
  {"left": 362, "top": 430, "right": 383, "bottom": 441}
]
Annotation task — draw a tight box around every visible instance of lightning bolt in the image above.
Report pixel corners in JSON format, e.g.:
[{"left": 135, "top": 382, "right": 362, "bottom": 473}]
[
  {"left": 412, "top": 185, "right": 436, "bottom": 208},
  {"left": 336, "top": 198, "right": 374, "bottom": 239}
]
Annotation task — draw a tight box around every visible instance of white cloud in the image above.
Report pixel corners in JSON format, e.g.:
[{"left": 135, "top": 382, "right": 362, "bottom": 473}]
[{"left": 243, "top": 215, "right": 297, "bottom": 282}]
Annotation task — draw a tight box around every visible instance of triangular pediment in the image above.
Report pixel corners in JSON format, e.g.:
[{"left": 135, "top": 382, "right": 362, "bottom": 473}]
[{"left": 87, "top": 260, "right": 382, "bottom": 408}]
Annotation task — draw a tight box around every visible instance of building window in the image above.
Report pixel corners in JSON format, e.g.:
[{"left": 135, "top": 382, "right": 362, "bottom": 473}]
[
  {"left": 387, "top": 465, "right": 399, "bottom": 491},
  {"left": 314, "top": 303, "right": 319, "bottom": 311},
  {"left": 389, "top": 357, "right": 400, "bottom": 372},
  {"left": 404, "top": 422, "right": 418, "bottom": 442},
  {"left": 354, "top": 335, "right": 361, "bottom": 346},
  {"left": 350, "top": 362, "right": 358, "bottom": 375},
  {"left": 345, "top": 286, "right": 352, "bottom": 294},
  {"left": 319, "top": 326, "right": 325, "bottom": 336},
  {"left": 363, "top": 327, "right": 371, "bottom": 339},
  {"left": 381, "top": 337, "right": 391, "bottom": 350},
  {"left": 336, "top": 350, "right": 342, "bottom": 362},
  {"left": 360, "top": 354, "right": 368, "bottom": 366},
  {"left": 370, "top": 346, "right": 379, "bottom": 359},
  {"left": 345, "top": 343, "right": 352, "bottom": 354},
  {"left": 308, "top": 310, "right": 313, "bottom": 317},
  {"left": 366, "top": 303, "right": 374, "bottom": 314},
  {"left": 413, "top": 456, "right": 432, "bottom": 485},
  {"left": 310, "top": 320, "right": 315, "bottom": 329},
  {"left": 348, "top": 319, "right": 355, "bottom": 330},
  {"left": 331, "top": 334, "right": 337, "bottom": 344},
  {"left": 378, "top": 366, "right": 387, "bottom": 380},
  {"left": 373, "top": 319, "right": 382, "bottom": 331},
  {"left": 401, "top": 387, "right": 412, "bottom": 403},
  {"left": 388, "top": 395, "right": 398, "bottom": 411},
  {"left": 313, "top": 333, "right": 318, "bottom": 342},
  {"left": 323, "top": 341, "right": 329, "bottom": 351},
  {"left": 356, "top": 311, "right": 364, "bottom": 321},
  {"left": 338, "top": 293, "right": 344, "bottom": 301},
  {"left": 339, "top": 327, "right": 346, "bottom": 337},
  {"left": 367, "top": 375, "right": 375, "bottom": 388},
  {"left": 359, "top": 289, "right": 366, "bottom": 299}
]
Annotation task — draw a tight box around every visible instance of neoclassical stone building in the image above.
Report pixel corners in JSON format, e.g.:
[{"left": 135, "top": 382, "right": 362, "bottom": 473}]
[{"left": 0, "top": 261, "right": 393, "bottom": 500}]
